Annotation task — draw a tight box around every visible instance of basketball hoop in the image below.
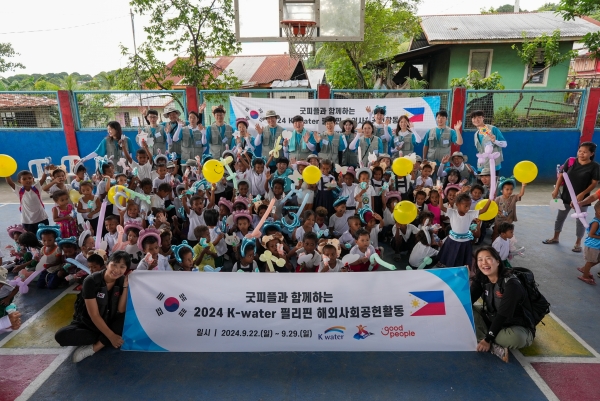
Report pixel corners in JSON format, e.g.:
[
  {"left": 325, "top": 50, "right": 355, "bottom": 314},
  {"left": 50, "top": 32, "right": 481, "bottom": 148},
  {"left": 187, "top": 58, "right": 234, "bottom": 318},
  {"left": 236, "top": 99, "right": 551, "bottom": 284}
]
[{"left": 281, "top": 20, "right": 317, "bottom": 60}]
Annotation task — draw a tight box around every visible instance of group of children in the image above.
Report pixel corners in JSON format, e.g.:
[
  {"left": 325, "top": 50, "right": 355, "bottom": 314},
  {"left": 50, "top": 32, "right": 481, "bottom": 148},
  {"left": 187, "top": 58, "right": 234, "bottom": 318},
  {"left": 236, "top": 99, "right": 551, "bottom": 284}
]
[{"left": 0, "top": 106, "right": 529, "bottom": 315}]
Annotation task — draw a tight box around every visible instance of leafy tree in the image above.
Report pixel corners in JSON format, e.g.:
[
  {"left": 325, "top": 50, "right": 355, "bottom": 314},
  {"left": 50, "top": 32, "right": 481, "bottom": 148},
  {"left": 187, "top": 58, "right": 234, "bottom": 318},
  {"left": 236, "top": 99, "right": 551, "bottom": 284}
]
[
  {"left": 537, "top": 2, "right": 559, "bottom": 11},
  {"left": 558, "top": 0, "right": 600, "bottom": 59},
  {"left": 481, "top": 4, "right": 524, "bottom": 13},
  {"left": 0, "top": 42, "right": 25, "bottom": 74},
  {"left": 119, "top": 0, "right": 242, "bottom": 91},
  {"left": 511, "top": 30, "right": 576, "bottom": 109},
  {"left": 33, "top": 79, "right": 60, "bottom": 91},
  {"left": 316, "top": 0, "right": 421, "bottom": 89},
  {"left": 450, "top": 70, "right": 505, "bottom": 90}
]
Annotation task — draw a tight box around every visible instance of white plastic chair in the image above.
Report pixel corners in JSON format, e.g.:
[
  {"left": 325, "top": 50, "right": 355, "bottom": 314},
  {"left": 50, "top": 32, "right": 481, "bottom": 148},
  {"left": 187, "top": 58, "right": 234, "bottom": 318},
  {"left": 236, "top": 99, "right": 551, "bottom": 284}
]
[
  {"left": 61, "top": 155, "right": 81, "bottom": 183},
  {"left": 28, "top": 158, "right": 51, "bottom": 181}
]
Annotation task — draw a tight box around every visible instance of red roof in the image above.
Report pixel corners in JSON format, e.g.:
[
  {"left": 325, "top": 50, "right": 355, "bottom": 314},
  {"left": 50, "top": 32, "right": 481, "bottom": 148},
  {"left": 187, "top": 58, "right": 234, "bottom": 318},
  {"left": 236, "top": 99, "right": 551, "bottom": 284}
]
[{"left": 0, "top": 94, "right": 58, "bottom": 108}]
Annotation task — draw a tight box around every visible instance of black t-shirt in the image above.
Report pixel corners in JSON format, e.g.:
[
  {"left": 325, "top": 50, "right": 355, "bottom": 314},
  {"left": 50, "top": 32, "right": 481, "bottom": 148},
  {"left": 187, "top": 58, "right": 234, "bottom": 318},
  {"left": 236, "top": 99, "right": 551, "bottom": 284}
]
[
  {"left": 74, "top": 270, "right": 124, "bottom": 328},
  {"left": 561, "top": 159, "right": 600, "bottom": 204}
]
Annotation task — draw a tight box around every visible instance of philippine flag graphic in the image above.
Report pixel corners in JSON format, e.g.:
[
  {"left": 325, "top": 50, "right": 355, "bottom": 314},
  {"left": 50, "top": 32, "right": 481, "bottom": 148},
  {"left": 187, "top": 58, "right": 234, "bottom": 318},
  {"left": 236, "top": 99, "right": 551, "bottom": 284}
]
[
  {"left": 403, "top": 107, "right": 425, "bottom": 123},
  {"left": 409, "top": 291, "right": 446, "bottom": 316}
]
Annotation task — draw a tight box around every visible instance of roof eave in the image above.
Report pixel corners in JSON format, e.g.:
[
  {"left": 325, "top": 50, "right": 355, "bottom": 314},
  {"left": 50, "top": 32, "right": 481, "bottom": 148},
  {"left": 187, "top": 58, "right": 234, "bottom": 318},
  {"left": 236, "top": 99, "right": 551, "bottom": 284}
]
[{"left": 428, "top": 37, "right": 582, "bottom": 44}]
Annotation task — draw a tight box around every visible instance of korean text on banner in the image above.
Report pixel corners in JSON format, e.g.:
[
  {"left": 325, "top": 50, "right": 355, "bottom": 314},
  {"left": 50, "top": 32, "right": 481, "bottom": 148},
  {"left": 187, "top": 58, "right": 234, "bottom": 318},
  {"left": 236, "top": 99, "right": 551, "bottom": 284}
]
[{"left": 122, "top": 268, "right": 476, "bottom": 353}]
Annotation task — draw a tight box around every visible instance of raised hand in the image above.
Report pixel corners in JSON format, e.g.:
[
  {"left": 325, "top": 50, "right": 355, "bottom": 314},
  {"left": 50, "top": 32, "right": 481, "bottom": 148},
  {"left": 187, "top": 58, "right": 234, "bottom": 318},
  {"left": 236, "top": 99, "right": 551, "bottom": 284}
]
[{"left": 454, "top": 120, "right": 462, "bottom": 131}]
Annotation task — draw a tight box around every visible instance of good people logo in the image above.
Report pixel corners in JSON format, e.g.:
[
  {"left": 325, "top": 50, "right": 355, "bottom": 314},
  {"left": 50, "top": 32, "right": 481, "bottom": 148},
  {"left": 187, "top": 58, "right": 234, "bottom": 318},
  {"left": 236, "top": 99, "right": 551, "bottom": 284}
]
[{"left": 380, "top": 325, "right": 416, "bottom": 338}]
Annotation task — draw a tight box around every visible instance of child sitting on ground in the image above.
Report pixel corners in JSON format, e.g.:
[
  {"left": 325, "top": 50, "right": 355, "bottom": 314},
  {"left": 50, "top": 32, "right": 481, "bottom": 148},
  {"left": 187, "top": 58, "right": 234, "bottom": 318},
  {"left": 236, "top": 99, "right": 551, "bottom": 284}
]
[
  {"left": 348, "top": 228, "right": 377, "bottom": 272},
  {"left": 232, "top": 239, "right": 258, "bottom": 272},
  {"left": 290, "top": 232, "right": 321, "bottom": 272},
  {"left": 318, "top": 240, "right": 346, "bottom": 272},
  {"left": 136, "top": 228, "right": 172, "bottom": 271},
  {"left": 492, "top": 222, "right": 514, "bottom": 266},
  {"left": 192, "top": 226, "right": 217, "bottom": 271},
  {"left": 409, "top": 229, "right": 439, "bottom": 270},
  {"left": 339, "top": 215, "right": 361, "bottom": 253}
]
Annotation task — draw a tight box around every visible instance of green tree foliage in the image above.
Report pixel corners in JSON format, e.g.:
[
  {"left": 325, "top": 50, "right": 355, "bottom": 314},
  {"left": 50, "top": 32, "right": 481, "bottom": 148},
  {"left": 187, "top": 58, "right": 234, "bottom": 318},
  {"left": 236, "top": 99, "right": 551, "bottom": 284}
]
[
  {"left": 316, "top": 0, "right": 421, "bottom": 89},
  {"left": 119, "top": 0, "right": 242, "bottom": 90},
  {"left": 537, "top": 2, "right": 559, "bottom": 11},
  {"left": 558, "top": 0, "right": 600, "bottom": 59},
  {"left": 511, "top": 30, "right": 576, "bottom": 109},
  {"left": 450, "top": 71, "right": 505, "bottom": 90},
  {"left": 481, "top": 4, "right": 524, "bottom": 14},
  {"left": 0, "top": 42, "right": 25, "bottom": 74}
]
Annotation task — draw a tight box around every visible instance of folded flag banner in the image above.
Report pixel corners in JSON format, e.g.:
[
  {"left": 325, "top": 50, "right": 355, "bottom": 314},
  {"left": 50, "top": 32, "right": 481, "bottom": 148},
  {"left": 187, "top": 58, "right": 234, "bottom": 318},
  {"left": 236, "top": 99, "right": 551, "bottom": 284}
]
[{"left": 122, "top": 267, "right": 476, "bottom": 353}]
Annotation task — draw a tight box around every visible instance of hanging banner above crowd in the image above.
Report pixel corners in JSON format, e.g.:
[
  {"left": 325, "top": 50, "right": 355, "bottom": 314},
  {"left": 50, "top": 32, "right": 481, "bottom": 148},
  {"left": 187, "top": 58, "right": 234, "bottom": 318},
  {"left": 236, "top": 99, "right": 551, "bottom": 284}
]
[
  {"left": 229, "top": 96, "right": 441, "bottom": 135},
  {"left": 122, "top": 268, "right": 476, "bottom": 353}
]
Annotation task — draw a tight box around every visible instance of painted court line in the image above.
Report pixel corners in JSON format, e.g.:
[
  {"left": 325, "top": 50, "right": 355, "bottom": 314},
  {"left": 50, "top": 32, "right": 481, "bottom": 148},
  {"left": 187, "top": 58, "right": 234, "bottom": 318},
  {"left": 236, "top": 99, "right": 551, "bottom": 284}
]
[
  {"left": 0, "top": 284, "right": 75, "bottom": 348},
  {"left": 14, "top": 348, "right": 73, "bottom": 401},
  {"left": 0, "top": 348, "right": 64, "bottom": 356},
  {"left": 512, "top": 349, "right": 560, "bottom": 401},
  {"left": 526, "top": 356, "right": 600, "bottom": 364},
  {"left": 548, "top": 312, "right": 600, "bottom": 358}
]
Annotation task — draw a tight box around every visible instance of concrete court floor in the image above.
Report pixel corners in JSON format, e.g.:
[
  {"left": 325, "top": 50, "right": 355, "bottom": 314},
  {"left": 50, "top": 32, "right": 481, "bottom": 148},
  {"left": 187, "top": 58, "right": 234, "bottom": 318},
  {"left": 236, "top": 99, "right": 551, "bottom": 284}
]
[{"left": 0, "top": 183, "right": 599, "bottom": 401}]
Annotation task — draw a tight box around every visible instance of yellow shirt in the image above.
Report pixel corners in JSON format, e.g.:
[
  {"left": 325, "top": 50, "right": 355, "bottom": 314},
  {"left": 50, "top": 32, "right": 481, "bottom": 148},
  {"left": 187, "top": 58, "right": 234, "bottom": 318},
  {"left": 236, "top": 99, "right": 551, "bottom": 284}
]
[{"left": 193, "top": 243, "right": 216, "bottom": 271}]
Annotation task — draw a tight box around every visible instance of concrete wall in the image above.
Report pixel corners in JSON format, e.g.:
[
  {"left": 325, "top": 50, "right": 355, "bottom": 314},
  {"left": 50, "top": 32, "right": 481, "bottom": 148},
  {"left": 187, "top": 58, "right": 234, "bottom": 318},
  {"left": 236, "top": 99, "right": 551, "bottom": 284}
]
[{"left": 446, "top": 42, "right": 573, "bottom": 90}]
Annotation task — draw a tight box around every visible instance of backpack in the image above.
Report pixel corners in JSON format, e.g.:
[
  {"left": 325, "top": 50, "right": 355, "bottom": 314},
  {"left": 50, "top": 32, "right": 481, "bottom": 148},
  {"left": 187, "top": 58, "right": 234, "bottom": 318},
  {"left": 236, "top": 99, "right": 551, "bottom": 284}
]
[
  {"left": 509, "top": 267, "right": 550, "bottom": 327},
  {"left": 557, "top": 157, "right": 576, "bottom": 187}
]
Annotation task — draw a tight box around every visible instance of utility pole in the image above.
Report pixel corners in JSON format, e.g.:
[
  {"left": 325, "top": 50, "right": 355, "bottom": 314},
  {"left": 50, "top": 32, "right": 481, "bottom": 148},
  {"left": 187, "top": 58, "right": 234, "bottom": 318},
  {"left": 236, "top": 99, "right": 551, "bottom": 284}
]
[
  {"left": 130, "top": 8, "right": 145, "bottom": 127},
  {"left": 514, "top": 0, "right": 520, "bottom": 12}
]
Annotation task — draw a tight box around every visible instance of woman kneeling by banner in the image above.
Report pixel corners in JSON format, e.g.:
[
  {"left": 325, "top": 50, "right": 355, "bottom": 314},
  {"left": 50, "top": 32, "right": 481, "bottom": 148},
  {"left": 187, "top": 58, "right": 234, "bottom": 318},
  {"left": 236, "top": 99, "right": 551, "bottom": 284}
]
[
  {"left": 470, "top": 246, "right": 534, "bottom": 362},
  {"left": 55, "top": 251, "right": 130, "bottom": 363}
]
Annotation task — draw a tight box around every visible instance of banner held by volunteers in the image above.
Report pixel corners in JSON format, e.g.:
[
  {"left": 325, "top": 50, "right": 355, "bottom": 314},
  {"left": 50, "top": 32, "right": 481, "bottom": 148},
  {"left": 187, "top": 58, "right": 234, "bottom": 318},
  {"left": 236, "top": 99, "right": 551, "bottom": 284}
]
[
  {"left": 122, "top": 268, "right": 476, "bottom": 353},
  {"left": 229, "top": 96, "right": 440, "bottom": 136}
]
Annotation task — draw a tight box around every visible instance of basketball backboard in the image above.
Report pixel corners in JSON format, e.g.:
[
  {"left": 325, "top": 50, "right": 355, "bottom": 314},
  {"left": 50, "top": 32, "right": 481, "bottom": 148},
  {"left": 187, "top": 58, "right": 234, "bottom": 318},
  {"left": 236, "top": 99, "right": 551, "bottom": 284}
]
[{"left": 234, "top": 0, "right": 365, "bottom": 43}]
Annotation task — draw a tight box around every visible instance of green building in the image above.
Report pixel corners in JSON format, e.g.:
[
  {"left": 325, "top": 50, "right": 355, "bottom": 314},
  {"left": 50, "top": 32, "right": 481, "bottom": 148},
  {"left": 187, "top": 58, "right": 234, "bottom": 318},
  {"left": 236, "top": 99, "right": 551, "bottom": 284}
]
[{"left": 371, "top": 12, "right": 600, "bottom": 90}]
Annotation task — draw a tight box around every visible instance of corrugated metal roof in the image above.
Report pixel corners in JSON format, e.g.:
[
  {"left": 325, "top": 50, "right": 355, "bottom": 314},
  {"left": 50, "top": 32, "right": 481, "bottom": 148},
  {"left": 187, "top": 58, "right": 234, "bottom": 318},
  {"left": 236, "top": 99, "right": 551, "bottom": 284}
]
[
  {"left": 250, "top": 55, "right": 302, "bottom": 84},
  {"left": 225, "top": 56, "right": 268, "bottom": 82},
  {"left": 105, "top": 93, "right": 174, "bottom": 108},
  {"left": 421, "top": 12, "right": 600, "bottom": 43},
  {"left": 270, "top": 79, "right": 310, "bottom": 88},
  {"left": 0, "top": 94, "right": 58, "bottom": 108}
]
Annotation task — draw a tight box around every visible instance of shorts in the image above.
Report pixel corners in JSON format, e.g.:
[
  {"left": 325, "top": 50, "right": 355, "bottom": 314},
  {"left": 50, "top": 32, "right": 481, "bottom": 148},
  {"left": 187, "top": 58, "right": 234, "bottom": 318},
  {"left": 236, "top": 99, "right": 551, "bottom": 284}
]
[{"left": 583, "top": 246, "right": 600, "bottom": 264}]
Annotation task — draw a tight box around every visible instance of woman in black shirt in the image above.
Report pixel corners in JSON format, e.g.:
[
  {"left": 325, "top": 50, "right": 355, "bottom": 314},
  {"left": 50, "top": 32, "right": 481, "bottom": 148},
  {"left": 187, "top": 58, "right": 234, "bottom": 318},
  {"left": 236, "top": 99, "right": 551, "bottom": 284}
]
[
  {"left": 544, "top": 142, "right": 600, "bottom": 252},
  {"left": 55, "top": 251, "right": 130, "bottom": 363},
  {"left": 471, "top": 247, "right": 534, "bottom": 362}
]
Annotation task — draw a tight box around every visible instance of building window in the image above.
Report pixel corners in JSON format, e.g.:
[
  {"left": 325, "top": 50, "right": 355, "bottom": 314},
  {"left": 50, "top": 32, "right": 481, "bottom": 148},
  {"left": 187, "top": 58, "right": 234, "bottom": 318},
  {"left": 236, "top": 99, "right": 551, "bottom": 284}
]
[
  {"left": 468, "top": 50, "right": 493, "bottom": 78},
  {"left": 124, "top": 112, "right": 131, "bottom": 127},
  {"left": 524, "top": 49, "right": 549, "bottom": 86},
  {"left": 1, "top": 112, "right": 16, "bottom": 127}
]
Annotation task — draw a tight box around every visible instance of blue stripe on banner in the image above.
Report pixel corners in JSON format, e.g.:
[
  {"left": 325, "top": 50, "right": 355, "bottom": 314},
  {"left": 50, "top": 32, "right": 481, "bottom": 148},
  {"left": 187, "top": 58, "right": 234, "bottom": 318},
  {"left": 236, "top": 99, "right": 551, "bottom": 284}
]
[
  {"left": 404, "top": 107, "right": 425, "bottom": 116},
  {"left": 425, "top": 267, "right": 475, "bottom": 330},
  {"left": 229, "top": 102, "right": 236, "bottom": 127},
  {"left": 410, "top": 290, "right": 444, "bottom": 304},
  {"left": 422, "top": 96, "right": 441, "bottom": 115},
  {"left": 122, "top": 286, "right": 167, "bottom": 352}
]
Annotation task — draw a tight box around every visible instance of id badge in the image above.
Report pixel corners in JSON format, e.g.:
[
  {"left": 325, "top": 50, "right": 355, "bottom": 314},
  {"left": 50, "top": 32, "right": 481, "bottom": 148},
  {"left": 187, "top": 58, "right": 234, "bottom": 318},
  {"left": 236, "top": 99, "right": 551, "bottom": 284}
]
[
  {"left": 442, "top": 140, "right": 449, "bottom": 145},
  {"left": 195, "top": 140, "right": 203, "bottom": 145},
  {"left": 154, "top": 132, "right": 161, "bottom": 138}
]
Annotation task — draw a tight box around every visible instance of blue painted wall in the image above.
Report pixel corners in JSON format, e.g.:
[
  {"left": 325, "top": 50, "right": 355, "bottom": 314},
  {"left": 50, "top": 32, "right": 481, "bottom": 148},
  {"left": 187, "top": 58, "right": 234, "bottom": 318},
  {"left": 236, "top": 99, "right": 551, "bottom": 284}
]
[
  {"left": 592, "top": 129, "right": 600, "bottom": 150},
  {"left": 0, "top": 128, "right": 588, "bottom": 183},
  {"left": 0, "top": 130, "right": 69, "bottom": 179}
]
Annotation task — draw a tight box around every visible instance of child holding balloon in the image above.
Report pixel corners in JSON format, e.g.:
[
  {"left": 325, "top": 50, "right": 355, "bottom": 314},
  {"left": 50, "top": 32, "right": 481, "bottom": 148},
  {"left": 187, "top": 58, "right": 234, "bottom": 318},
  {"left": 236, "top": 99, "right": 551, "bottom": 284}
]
[
  {"left": 492, "top": 178, "right": 526, "bottom": 242},
  {"left": 437, "top": 192, "right": 492, "bottom": 268},
  {"left": 6, "top": 170, "right": 49, "bottom": 234}
]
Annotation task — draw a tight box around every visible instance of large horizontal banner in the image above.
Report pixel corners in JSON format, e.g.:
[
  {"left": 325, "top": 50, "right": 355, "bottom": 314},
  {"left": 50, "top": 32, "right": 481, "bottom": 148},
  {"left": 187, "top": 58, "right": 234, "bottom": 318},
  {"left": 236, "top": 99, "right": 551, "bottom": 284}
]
[
  {"left": 122, "top": 268, "right": 476, "bottom": 352},
  {"left": 229, "top": 96, "right": 441, "bottom": 135}
]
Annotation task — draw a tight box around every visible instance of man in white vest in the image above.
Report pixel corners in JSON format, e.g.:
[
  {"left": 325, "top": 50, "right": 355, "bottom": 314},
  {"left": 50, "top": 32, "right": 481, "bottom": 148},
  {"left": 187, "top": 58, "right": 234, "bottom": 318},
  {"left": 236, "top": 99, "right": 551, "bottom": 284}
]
[
  {"left": 205, "top": 105, "right": 234, "bottom": 157},
  {"left": 471, "top": 110, "right": 507, "bottom": 174},
  {"left": 422, "top": 110, "right": 463, "bottom": 164},
  {"left": 255, "top": 110, "right": 284, "bottom": 171}
]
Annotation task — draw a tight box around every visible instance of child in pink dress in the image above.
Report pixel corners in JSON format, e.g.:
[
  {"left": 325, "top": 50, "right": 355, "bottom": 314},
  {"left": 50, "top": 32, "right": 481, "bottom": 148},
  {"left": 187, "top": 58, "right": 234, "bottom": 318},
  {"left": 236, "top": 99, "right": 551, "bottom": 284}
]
[{"left": 51, "top": 190, "right": 78, "bottom": 238}]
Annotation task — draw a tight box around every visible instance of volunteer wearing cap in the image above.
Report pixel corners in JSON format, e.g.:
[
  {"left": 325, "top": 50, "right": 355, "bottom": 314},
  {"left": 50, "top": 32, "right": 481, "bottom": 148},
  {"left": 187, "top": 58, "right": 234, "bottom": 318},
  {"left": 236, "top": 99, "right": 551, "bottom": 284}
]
[
  {"left": 286, "top": 115, "right": 317, "bottom": 162},
  {"left": 78, "top": 121, "right": 134, "bottom": 174},
  {"left": 339, "top": 118, "right": 359, "bottom": 167},
  {"left": 438, "top": 152, "right": 476, "bottom": 186},
  {"left": 161, "top": 105, "right": 186, "bottom": 161},
  {"left": 471, "top": 110, "right": 507, "bottom": 173},
  {"left": 255, "top": 110, "right": 285, "bottom": 167},
  {"left": 316, "top": 116, "right": 344, "bottom": 163},
  {"left": 206, "top": 105, "right": 234, "bottom": 157},
  {"left": 422, "top": 110, "right": 463, "bottom": 164}
]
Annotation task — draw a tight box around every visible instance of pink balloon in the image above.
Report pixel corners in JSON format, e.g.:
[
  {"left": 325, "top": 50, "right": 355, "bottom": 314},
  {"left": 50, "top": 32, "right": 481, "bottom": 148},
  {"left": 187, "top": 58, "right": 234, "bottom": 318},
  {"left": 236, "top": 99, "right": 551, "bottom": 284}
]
[
  {"left": 246, "top": 198, "right": 276, "bottom": 239},
  {"left": 95, "top": 200, "right": 108, "bottom": 249}
]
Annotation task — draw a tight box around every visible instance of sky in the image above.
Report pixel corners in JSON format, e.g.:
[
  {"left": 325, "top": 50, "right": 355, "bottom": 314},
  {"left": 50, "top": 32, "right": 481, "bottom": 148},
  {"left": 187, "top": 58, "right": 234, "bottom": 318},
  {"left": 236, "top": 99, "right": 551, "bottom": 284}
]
[{"left": 2, "top": 0, "right": 555, "bottom": 77}]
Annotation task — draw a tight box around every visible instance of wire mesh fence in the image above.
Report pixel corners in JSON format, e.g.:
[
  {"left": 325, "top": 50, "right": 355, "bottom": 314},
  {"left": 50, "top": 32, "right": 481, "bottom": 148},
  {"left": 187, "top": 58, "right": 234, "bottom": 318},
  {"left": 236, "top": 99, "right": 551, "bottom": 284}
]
[
  {"left": 73, "top": 90, "right": 187, "bottom": 130},
  {"left": 464, "top": 90, "right": 585, "bottom": 130},
  {"left": 0, "top": 91, "right": 62, "bottom": 129},
  {"left": 330, "top": 89, "right": 453, "bottom": 124},
  {"left": 596, "top": 102, "right": 600, "bottom": 129},
  {"left": 199, "top": 89, "right": 316, "bottom": 126}
]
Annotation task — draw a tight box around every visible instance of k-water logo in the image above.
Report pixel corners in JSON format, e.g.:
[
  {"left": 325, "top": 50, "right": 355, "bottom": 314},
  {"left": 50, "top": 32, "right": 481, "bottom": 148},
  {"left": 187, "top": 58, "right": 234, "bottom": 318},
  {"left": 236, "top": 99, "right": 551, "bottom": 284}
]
[{"left": 318, "top": 326, "right": 346, "bottom": 340}]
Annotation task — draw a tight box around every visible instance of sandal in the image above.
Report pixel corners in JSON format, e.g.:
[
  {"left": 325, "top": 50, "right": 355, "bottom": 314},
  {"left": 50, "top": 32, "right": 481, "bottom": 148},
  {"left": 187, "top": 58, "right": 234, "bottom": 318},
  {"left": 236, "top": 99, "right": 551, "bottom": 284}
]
[
  {"left": 577, "top": 267, "right": 585, "bottom": 274},
  {"left": 572, "top": 246, "right": 582, "bottom": 253},
  {"left": 577, "top": 275, "right": 596, "bottom": 285},
  {"left": 542, "top": 239, "right": 559, "bottom": 244}
]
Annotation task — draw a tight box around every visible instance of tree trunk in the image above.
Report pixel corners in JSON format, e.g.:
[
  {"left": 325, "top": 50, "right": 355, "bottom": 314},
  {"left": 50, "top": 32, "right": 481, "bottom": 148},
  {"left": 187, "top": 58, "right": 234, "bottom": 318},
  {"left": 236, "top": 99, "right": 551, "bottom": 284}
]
[
  {"left": 511, "top": 65, "right": 552, "bottom": 112},
  {"left": 345, "top": 48, "right": 366, "bottom": 89}
]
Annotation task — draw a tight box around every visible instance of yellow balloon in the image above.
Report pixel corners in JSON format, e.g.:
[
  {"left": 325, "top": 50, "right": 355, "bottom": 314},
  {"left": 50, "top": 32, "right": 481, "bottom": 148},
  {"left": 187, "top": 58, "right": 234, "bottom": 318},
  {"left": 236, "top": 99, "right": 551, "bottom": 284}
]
[
  {"left": 392, "top": 157, "right": 413, "bottom": 177},
  {"left": 475, "top": 199, "right": 499, "bottom": 221},
  {"left": 107, "top": 185, "right": 125, "bottom": 205},
  {"left": 69, "top": 189, "right": 81, "bottom": 204},
  {"left": 0, "top": 154, "right": 17, "bottom": 178},
  {"left": 393, "top": 201, "right": 418, "bottom": 224},
  {"left": 513, "top": 161, "right": 538, "bottom": 184},
  {"left": 302, "top": 165, "right": 322, "bottom": 185},
  {"left": 203, "top": 159, "right": 225, "bottom": 184}
]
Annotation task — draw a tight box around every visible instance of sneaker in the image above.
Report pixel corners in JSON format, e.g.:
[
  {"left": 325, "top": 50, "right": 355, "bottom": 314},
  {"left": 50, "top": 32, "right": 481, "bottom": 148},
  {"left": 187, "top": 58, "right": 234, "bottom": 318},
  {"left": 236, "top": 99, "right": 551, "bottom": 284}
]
[
  {"left": 490, "top": 343, "right": 509, "bottom": 363},
  {"left": 72, "top": 345, "right": 95, "bottom": 363}
]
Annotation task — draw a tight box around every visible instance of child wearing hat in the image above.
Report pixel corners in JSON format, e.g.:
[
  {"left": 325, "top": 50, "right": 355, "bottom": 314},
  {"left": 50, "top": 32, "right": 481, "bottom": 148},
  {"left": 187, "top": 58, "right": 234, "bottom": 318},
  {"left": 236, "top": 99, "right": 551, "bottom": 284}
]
[
  {"left": 439, "top": 152, "right": 476, "bottom": 186},
  {"left": 329, "top": 196, "right": 350, "bottom": 238}
]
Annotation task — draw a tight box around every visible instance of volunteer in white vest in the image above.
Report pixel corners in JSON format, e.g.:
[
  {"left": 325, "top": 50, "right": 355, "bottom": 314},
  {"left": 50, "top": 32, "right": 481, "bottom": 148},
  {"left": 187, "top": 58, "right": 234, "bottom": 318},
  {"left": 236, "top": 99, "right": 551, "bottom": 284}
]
[
  {"left": 422, "top": 110, "right": 463, "bottom": 164},
  {"left": 254, "top": 110, "right": 284, "bottom": 170},
  {"left": 205, "top": 105, "right": 234, "bottom": 157},
  {"left": 471, "top": 110, "right": 507, "bottom": 174}
]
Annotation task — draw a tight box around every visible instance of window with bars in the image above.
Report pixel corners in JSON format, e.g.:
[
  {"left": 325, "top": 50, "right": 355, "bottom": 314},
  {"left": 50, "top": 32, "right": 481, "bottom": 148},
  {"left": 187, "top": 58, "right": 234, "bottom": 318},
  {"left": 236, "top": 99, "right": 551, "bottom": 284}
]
[{"left": 468, "top": 50, "right": 493, "bottom": 78}]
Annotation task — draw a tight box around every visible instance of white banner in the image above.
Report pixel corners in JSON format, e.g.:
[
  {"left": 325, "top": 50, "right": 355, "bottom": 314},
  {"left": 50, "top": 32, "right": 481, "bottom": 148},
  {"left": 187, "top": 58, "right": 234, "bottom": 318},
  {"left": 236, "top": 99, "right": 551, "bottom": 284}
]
[
  {"left": 122, "top": 268, "right": 476, "bottom": 352},
  {"left": 229, "top": 96, "right": 441, "bottom": 134}
]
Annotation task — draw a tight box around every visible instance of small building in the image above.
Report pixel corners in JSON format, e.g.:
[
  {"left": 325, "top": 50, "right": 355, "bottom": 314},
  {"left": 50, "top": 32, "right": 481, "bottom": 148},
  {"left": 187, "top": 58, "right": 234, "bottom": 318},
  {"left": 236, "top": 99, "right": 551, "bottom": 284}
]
[
  {"left": 570, "top": 46, "right": 600, "bottom": 88},
  {"left": 0, "top": 94, "right": 59, "bottom": 128},
  {"left": 369, "top": 12, "right": 600, "bottom": 90}
]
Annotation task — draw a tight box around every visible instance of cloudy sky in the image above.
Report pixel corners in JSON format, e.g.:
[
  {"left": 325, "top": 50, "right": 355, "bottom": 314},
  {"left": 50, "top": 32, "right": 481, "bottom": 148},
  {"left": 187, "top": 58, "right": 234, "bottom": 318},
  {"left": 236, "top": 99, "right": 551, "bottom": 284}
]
[{"left": 3, "top": 0, "right": 555, "bottom": 76}]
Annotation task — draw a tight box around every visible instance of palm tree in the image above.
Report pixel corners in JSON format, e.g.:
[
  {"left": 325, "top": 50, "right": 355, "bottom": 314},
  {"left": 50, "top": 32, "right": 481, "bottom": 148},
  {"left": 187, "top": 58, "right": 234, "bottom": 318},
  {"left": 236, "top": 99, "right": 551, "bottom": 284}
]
[
  {"left": 61, "top": 74, "right": 78, "bottom": 91},
  {"left": 97, "top": 72, "right": 116, "bottom": 89}
]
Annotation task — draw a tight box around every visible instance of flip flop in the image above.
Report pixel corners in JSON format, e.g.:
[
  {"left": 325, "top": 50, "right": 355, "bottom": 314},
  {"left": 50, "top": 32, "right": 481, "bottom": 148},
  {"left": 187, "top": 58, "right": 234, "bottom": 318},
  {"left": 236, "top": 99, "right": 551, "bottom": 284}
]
[
  {"left": 577, "top": 275, "right": 596, "bottom": 285},
  {"left": 542, "top": 239, "right": 559, "bottom": 244},
  {"left": 572, "top": 246, "right": 582, "bottom": 253},
  {"left": 577, "top": 267, "right": 585, "bottom": 273}
]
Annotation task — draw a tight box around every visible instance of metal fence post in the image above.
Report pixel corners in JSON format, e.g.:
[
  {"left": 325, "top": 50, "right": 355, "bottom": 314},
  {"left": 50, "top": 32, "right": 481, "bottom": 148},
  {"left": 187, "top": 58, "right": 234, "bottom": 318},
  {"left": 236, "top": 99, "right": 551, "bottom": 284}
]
[
  {"left": 580, "top": 87, "right": 600, "bottom": 143},
  {"left": 317, "top": 84, "right": 330, "bottom": 99},
  {"left": 57, "top": 90, "right": 79, "bottom": 155},
  {"left": 451, "top": 87, "right": 466, "bottom": 153},
  {"left": 186, "top": 86, "right": 199, "bottom": 114}
]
